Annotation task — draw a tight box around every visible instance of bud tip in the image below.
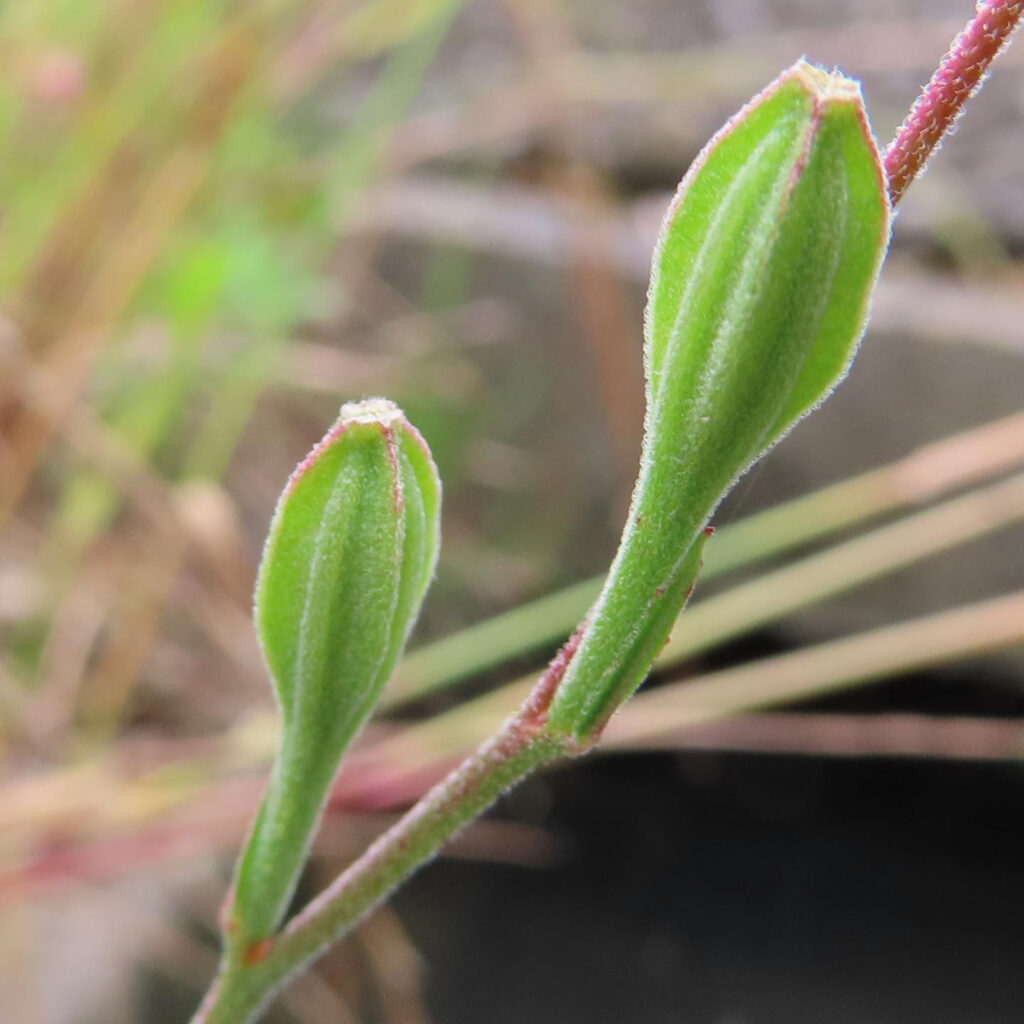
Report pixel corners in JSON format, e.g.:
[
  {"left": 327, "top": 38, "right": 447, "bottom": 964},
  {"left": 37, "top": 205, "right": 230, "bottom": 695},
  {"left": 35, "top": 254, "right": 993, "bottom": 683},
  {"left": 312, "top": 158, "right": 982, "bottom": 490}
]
[
  {"left": 339, "top": 397, "right": 405, "bottom": 427},
  {"left": 788, "top": 59, "right": 863, "bottom": 106}
]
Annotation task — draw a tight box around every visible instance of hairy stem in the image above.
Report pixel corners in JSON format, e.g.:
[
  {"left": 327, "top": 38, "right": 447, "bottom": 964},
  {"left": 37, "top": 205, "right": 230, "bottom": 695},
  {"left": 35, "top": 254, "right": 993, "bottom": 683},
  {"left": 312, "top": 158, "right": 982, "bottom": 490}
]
[
  {"left": 195, "top": 7, "right": 1024, "bottom": 1018},
  {"left": 191, "top": 637, "right": 582, "bottom": 1024},
  {"left": 885, "top": 0, "right": 1024, "bottom": 205}
]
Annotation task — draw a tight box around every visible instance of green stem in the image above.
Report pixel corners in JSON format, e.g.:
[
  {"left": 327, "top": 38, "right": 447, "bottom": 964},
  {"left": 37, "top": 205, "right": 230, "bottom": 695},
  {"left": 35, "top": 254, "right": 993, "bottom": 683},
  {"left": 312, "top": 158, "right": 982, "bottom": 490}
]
[
  {"left": 191, "top": 642, "right": 580, "bottom": 1024},
  {"left": 195, "top": 9, "right": 1024, "bottom": 1009}
]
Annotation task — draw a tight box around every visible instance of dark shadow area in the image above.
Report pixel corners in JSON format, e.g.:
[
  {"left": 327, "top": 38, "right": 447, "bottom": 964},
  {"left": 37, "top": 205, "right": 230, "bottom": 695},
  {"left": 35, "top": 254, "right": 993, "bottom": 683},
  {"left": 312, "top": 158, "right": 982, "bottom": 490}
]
[{"left": 400, "top": 672, "right": 1024, "bottom": 1024}]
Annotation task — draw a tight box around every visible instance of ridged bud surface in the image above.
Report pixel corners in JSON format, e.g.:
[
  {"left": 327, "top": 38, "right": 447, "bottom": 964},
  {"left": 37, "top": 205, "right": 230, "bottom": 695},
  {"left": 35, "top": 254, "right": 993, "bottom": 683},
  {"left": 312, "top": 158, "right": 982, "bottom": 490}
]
[
  {"left": 548, "top": 61, "right": 891, "bottom": 738},
  {"left": 231, "top": 398, "right": 440, "bottom": 945}
]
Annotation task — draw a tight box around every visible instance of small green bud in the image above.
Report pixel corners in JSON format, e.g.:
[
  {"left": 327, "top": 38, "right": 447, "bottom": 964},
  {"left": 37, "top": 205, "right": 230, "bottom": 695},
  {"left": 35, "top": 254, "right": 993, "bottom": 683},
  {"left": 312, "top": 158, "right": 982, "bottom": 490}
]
[
  {"left": 231, "top": 398, "right": 440, "bottom": 945},
  {"left": 547, "top": 61, "right": 891, "bottom": 738}
]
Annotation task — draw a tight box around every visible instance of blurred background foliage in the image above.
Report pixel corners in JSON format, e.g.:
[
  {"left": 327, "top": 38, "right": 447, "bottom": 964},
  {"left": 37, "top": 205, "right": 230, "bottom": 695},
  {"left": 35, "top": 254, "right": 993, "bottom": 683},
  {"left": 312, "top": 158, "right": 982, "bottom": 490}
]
[{"left": 1, "top": 1, "right": 1023, "bottom": 1022}]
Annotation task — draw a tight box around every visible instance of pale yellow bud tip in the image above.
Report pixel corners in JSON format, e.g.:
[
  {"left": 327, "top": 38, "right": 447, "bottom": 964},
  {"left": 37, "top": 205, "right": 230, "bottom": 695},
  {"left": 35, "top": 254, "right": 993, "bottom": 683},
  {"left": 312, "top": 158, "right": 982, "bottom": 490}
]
[
  {"left": 790, "top": 60, "right": 862, "bottom": 105},
  {"left": 339, "top": 397, "right": 405, "bottom": 426}
]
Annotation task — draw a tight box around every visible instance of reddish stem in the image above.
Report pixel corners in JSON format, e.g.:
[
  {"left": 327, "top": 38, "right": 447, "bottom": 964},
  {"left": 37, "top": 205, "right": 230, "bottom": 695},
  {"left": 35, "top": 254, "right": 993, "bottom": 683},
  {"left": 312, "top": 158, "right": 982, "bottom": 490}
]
[{"left": 885, "top": 0, "right": 1024, "bottom": 206}]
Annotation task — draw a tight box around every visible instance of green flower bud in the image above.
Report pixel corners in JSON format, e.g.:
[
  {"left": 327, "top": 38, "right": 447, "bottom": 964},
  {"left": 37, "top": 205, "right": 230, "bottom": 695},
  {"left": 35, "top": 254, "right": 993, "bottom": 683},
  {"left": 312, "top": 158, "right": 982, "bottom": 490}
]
[
  {"left": 231, "top": 398, "right": 440, "bottom": 946},
  {"left": 547, "top": 61, "right": 891, "bottom": 738}
]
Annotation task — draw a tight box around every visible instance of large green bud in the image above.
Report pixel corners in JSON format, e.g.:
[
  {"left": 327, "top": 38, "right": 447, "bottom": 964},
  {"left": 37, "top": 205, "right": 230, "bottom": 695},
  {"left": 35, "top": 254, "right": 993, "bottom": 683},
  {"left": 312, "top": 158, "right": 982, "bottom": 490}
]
[
  {"left": 547, "top": 61, "right": 892, "bottom": 738},
  {"left": 230, "top": 398, "right": 440, "bottom": 947}
]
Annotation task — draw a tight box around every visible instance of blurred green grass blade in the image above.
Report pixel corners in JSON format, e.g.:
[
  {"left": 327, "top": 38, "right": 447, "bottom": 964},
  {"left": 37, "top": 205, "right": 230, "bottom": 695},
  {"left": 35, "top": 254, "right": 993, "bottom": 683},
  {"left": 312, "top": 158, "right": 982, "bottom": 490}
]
[
  {"left": 354, "top": 589, "right": 1024, "bottom": 794},
  {"left": 329, "top": 0, "right": 460, "bottom": 225},
  {"left": 0, "top": 0, "right": 229, "bottom": 293},
  {"left": 386, "top": 414, "right": 1024, "bottom": 707},
  {"left": 341, "top": 0, "right": 465, "bottom": 58},
  {"left": 44, "top": 0, "right": 468, "bottom": 547},
  {"left": 53, "top": 340, "right": 201, "bottom": 550},
  {"left": 657, "top": 472, "right": 1024, "bottom": 665},
  {"left": 608, "top": 589, "right": 1024, "bottom": 744},
  {"left": 51, "top": 236, "right": 229, "bottom": 550},
  {"left": 184, "top": 3, "right": 466, "bottom": 482},
  {"left": 183, "top": 338, "right": 285, "bottom": 481}
]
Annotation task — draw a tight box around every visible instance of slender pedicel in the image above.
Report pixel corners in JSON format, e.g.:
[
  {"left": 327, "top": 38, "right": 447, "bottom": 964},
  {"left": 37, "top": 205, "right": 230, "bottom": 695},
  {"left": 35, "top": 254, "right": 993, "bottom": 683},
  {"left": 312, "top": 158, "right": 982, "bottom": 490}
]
[{"left": 886, "top": 1, "right": 1024, "bottom": 205}]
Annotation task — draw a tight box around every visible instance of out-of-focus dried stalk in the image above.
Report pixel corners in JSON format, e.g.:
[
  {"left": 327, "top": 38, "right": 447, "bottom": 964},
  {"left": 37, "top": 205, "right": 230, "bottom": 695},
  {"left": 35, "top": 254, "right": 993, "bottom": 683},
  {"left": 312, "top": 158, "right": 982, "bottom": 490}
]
[
  {"left": 1, "top": 24, "right": 263, "bottom": 522},
  {"left": 3, "top": 590, "right": 1022, "bottom": 905}
]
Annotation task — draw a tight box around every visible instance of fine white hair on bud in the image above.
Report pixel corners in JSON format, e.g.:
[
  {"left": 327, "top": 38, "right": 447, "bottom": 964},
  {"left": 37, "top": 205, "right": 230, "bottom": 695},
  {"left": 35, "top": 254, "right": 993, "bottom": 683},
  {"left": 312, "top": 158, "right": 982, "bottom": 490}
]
[
  {"left": 548, "top": 61, "right": 891, "bottom": 739},
  {"left": 231, "top": 401, "right": 440, "bottom": 947}
]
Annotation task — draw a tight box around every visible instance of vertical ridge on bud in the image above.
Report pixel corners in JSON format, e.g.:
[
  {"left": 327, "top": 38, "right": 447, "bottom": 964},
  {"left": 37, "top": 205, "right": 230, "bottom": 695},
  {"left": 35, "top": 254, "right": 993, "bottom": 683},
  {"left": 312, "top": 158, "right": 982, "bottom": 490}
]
[
  {"left": 230, "top": 398, "right": 440, "bottom": 946},
  {"left": 547, "top": 61, "right": 890, "bottom": 739}
]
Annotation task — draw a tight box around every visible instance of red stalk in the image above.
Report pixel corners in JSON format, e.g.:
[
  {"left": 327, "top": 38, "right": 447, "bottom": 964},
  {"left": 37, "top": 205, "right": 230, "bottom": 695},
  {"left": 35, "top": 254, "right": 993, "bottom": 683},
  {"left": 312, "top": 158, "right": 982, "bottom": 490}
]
[{"left": 886, "top": 1, "right": 1024, "bottom": 205}]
